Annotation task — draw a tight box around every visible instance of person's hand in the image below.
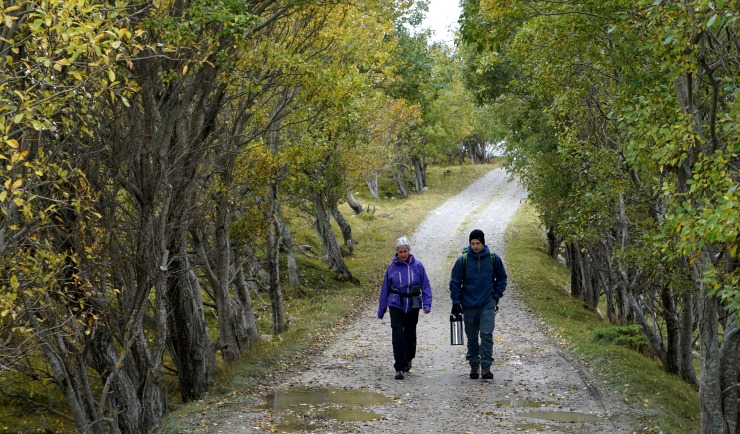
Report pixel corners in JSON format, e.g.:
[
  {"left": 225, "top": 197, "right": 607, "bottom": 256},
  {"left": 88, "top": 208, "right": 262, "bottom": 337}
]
[
  {"left": 423, "top": 309, "right": 430, "bottom": 314},
  {"left": 378, "top": 313, "right": 384, "bottom": 320},
  {"left": 451, "top": 304, "right": 463, "bottom": 315}
]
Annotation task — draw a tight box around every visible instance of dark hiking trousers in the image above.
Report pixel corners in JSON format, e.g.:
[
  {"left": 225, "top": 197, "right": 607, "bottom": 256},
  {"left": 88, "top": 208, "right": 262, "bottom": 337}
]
[
  {"left": 389, "top": 307, "right": 420, "bottom": 372},
  {"left": 463, "top": 298, "right": 498, "bottom": 367}
]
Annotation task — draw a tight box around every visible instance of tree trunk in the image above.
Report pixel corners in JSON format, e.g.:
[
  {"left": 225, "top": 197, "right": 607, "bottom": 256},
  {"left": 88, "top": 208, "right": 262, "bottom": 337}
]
[
  {"left": 266, "top": 185, "right": 287, "bottom": 334},
  {"left": 312, "top": 190, "right": 359, "bottom": 284},
  {"left": 616, "top": 192, "right": 635, "bottom": 325},
  {"left": 410, "top": 154, "right": 427, "bottom": 190},
  {"left": 191, "top": 215, "right": 242, "bottom": 362},
  {"left": 27, "top": 307, "right": 105, "bottom": 434},
  {"left": 698, "top": 280, "right": 725, "bottom": 434},
  {"left": 660, "top": 282, "right": 681, "bottom": 375},
  {"left": 233, "top": 262, "right": 260, "bottom": 344},
  {"left": 410, "top": 156, "right": 424, "bottom": 192},
  {"left": 277, "top": 208, "right": 301, "bottom": 288},
  {"left": 364, "top": 172, "right": 379, "bottom": 200},
  {"left": 719, "top": 322, "right": 740, "bottom": 434},
  {"left": 627, "top": 291, "right": 669, "bottom": 364},
  {"left": 89, "top": 327, "right": 143, "bottom": 434},
  {"left": 602, "top": 236, "right": 620, "bottom": 324},
  {"left": 678, "top": 290, "right": 697, "bottom": 385},
  {"left": 346, "top": 189, "right": 365, "bottom": 214},
  {"left": 331, "top": 205, "right": 353, "bottom": 255},
  {"left": 393, "top": 163, "right": 408, "bottom": 198},
  {"left": 165, "top": 227, "right": 214, "bottom": 401},
  {"left": 566, "top": 242, "right": 583, "bottom": 299},
  {"left": 546, "top": 227, "right": 560, "bottom": 259},
  {"left": 580, "top": 250, "right": 599, "bottom": 310}
]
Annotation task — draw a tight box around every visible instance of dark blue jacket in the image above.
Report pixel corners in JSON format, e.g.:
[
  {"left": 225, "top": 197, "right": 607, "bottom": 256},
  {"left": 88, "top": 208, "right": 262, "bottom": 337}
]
[
  {"left": 449, "top": 245, "right": 507, "bottom": 309},
  {"left": 378, "top": 254, "right": 433, "bottom": 318}
]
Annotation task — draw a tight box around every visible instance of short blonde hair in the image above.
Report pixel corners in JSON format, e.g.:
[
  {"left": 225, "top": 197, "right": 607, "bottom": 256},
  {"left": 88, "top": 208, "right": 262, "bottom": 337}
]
[{"left": 395, "top": 236, "right": 411, "bottom": 250}]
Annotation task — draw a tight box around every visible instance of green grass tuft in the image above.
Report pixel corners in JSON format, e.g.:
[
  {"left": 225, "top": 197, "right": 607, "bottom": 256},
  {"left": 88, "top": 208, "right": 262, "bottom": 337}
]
[{"left": 593, "top": 325, "right": 653, "bottom": 356}]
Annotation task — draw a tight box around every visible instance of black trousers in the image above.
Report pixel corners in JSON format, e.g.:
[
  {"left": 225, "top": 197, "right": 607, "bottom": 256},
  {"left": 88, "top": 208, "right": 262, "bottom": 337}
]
[{"left": 389, "top": 307, "right": 420, "bottom": 371}]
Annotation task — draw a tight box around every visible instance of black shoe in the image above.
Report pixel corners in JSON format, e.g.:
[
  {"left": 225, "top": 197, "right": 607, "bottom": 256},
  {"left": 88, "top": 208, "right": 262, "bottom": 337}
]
[
  {"left": 481, "top": 365, "right": 493, "bottom": 380},
  {"left": 395, "top": 371, "right": 404, "bottom": 380},
  {"left": 403, "top": 362, "right": 412, "bottom": 373},
  {"left": 469, "top": 365, "right": 480, "bottom": 379}
]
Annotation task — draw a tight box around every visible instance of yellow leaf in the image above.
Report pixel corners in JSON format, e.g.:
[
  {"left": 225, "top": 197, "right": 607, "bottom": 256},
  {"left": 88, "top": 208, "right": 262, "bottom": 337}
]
[
  {"left": 11, "top": 178, "right": 22, "bottom": 189},
  {"left": 182, "top": 64, "right": 188, "bottom": 75},
  {"left": 0, "top": 191, "right": 6, "bottom": 202},
  {"left": 10, "top": 275, "right": 19, "bottom": 289},
  {"left": 6, "top": 139, "right": 18, "bottom": 148},
  {"left": 13, "top": 197, "right": 23, "bottom": 206},
  {"left": 108, "top": 69, "right": 115, "bottom": 82}
]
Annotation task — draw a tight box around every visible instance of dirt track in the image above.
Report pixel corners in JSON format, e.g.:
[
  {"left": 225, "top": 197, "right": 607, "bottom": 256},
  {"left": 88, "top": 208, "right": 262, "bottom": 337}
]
[{"left": 208, "top": 168, "right": 635, "bottom": 433}]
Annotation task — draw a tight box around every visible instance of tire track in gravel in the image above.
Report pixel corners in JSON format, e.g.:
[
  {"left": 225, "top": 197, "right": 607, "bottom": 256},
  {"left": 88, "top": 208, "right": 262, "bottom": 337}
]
[{"left": 214, "top": 168, "right": 634, "bottom": 434}]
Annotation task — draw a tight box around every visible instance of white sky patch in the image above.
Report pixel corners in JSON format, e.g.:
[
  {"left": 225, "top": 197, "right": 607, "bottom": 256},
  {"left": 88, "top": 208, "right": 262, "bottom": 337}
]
[{"left": 422, "top": 0, "right": 461, "bottom": 45}]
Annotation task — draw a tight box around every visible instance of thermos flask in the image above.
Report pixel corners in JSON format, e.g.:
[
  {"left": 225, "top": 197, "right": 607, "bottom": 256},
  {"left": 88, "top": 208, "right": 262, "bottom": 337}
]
[{"left": 450, "top": 313, "right": 464, "bottom": 345}]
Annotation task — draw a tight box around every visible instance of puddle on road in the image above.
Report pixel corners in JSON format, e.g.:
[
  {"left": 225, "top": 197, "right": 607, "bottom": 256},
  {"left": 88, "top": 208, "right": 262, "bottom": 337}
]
[
  {"left": 258, "top": 387, "right": 393, "bottom": 409},
  {"left": 514, "top": 422, "right": 554, "bottom": 431},
  {"left": 494, "top": 398, "right": 549, "bottom": 408},
  {"left": 523, "top": 410, "right": 605, "bottom": 423},
  {"left": 257, "top": 387, "right": 392, "bottom": 432},
  {"left": 493, "top": 399, "right": 605, "bottom": 424}
]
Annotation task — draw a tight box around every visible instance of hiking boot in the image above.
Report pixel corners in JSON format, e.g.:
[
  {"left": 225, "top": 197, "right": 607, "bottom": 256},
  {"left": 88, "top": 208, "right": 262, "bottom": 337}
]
[
  {"left": 481, "top": 365, "right": 493, "bottom": 380},
  {"left": 403, "top": 361, "right": 412, "bottom": 373},
  {"left": 469, "top": 365, "right": 480, "bottom": 379},
  {"left": 395, "top": 371, "right": 404, "bottom": 380}
]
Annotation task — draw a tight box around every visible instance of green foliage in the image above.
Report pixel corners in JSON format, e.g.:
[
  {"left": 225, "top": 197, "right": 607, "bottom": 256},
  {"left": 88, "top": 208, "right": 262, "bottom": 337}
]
[
  {"left": 1, "top": 0, "right": 132, "bottom": 335},
  {"left": 593, "top": 325, "right": 652, "bottom": 356},
  {"left": 460, "top": 0, "right": 739, "bottom": 319}
]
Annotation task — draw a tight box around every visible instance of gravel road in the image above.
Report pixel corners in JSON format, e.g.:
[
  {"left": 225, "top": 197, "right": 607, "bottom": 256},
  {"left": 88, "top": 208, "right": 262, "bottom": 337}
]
[{"left": 211, "top": 168, "right": 635, "bottom": 434}]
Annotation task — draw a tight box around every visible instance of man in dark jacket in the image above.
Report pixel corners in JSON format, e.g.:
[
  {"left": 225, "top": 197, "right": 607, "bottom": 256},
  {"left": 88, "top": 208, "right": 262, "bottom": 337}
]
[{"left": 449, "top": 229, "right": 507, "bottom": 380}]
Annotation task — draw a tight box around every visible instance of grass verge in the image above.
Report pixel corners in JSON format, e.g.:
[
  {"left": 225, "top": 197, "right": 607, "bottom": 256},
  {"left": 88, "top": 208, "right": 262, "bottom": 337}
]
[{"left": 505, "top": 201, "right": 700, "bottom": 434}]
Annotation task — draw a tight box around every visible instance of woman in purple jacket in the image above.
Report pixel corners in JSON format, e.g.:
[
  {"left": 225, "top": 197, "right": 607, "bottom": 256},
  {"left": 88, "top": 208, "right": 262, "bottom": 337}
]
[{"left": 377, "top": 236, "right": 433, "bottom": 380}]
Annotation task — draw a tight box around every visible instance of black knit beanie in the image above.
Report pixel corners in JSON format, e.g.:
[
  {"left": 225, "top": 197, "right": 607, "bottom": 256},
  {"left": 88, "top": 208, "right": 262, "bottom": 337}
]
[{"left": 469, "top": 229, "right": 485, "bottom": 245}]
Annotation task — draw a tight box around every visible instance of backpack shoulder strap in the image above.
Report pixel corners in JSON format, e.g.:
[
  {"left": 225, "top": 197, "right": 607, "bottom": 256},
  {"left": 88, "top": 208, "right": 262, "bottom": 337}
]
[
  {"left": 462, "top": 251, "right": 467, "bottom": 280},
  {"left": 462, "top": 251, "right": 496, "bottom": 281}
]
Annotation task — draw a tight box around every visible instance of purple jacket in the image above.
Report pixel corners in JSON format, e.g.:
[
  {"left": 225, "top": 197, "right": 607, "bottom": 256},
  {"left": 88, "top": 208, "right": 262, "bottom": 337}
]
[{"left": 377, "top": 253, "right": 433, "bottom": 319}]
